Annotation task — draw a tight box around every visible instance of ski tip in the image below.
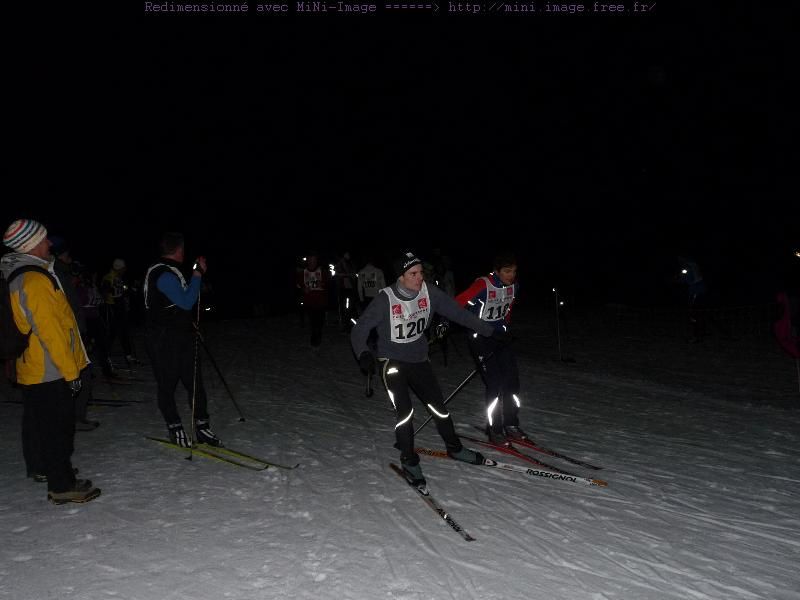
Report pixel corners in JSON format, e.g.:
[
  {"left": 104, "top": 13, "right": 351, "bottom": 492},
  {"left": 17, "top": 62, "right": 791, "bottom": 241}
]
[{"left": 592, "top": 479, "right": 609, "bottom": 487}]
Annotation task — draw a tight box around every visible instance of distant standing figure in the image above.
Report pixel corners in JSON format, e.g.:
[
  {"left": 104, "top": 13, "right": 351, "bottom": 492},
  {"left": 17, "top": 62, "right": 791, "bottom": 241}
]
[
  {"left": 101, "top": 258, "right": 138, "bottom": 365},
  {"left": 335, "top": 251, "right": 358, "bottom": 329},
  {"left": 678, "top": 256, "right": 707, "bottom": 342},
  {"left": 297, "top": 252, "right": 330, "bottom": 349},
  {"left": 357, "top": 255, "right": 386, "bottom": 311}
]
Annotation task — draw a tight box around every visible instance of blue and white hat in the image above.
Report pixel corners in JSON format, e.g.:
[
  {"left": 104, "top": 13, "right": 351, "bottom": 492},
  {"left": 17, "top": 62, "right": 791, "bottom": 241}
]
[{"left": 3, "top": 219, "right": 48, "bottom": 253}]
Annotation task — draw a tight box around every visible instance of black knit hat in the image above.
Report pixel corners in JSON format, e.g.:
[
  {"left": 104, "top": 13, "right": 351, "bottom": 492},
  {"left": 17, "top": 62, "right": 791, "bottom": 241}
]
[{"left": 393, "top": 250, "right": 423, "bottom": 277}]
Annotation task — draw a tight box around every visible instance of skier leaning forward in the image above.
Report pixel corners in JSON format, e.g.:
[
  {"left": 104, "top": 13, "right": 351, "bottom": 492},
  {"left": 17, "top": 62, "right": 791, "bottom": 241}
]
[{"left": 350, "top": 250, "right": 512, "bottom": 486}]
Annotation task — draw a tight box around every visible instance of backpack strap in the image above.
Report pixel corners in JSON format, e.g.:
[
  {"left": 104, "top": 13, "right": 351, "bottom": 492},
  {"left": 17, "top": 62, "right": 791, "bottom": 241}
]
[{"left": 7, "top": 265, "right": 59, "bottom": 290}]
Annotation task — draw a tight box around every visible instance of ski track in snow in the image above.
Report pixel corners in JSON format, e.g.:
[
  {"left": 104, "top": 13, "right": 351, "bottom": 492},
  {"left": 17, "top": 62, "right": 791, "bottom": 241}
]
[{"left": 1, "top": 310, "right": 799, "bottom": 600}]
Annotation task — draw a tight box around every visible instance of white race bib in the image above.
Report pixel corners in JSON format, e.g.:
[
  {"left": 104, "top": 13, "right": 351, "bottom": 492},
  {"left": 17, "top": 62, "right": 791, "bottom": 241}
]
[
  {"left": 383, "top": 283, "right": 432, "bottom": 344},
  {"left": 479, "top": 277, "right": 515, "bottom": 322}
]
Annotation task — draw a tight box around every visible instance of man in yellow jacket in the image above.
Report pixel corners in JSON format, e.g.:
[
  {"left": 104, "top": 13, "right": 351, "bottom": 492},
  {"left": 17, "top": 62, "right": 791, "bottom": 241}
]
[{"left": 1, "top": 218, "right": 101, "bottom": 504}]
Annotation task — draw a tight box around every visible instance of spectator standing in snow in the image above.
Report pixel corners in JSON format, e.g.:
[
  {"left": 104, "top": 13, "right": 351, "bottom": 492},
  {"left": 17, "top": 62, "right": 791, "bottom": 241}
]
[
  {"left": 357, "top": 254, "right": 386, "bottom": 311},
  {"left": 297, "top": 252, "right": 330, "bottom": 350},
  {"left": 677, "top": 255, "right": 707, "bottom": 342},
  {"left": 2, "top": 218, "right": 100, "bottom": 504},
  {"left": 49, "top": 236, "right": 100, "bottom": 431},
  {"left": 101, "top": 258, "right": 138, "bottom": 366}
]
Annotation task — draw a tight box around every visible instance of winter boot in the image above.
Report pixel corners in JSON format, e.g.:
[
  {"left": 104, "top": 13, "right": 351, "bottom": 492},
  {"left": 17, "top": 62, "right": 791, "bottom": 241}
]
[
  {"left": 401, "top": 459, "right": 426, "bottom": 487},
  {"left": 195, "top": 420, "right": 222, "bottom": 447},
  {"left": 486, "top": 425, "right": 510, "bottom": 447},
  {"left": 168, "top": 423, "right": 191, "bottom": 448},
  {"left": 74, "top": 478, "right": 94, "bottom": 490},
  {"left": 504, "top": 425, "right": 530, "bottom": 442},
  {"left": 447, "top": 446, "right": 485, "bottom": 465},
  {"left": 48, "top": 481, "right": 101, "bottom": 505}
]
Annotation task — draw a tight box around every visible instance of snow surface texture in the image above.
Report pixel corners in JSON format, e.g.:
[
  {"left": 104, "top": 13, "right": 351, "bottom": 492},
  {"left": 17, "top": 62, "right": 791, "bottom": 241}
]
[{"left": 1, "top": 307, "right": 798, "bottom": 600}]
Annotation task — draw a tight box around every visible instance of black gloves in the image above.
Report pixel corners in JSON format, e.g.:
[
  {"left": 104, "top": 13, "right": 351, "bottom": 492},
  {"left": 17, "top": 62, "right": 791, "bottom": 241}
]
[
  {"left": 358, "top": 351, "right": 376, "bottom": 375},
  {"left": 491, "top": 328, "right": 513, "bottom": 344},
  {"left": 66, "top": 378, "right": 82, "bottom": 396},
  {"left": 432, "top": 319, "right": 450, "bottom": 341}
]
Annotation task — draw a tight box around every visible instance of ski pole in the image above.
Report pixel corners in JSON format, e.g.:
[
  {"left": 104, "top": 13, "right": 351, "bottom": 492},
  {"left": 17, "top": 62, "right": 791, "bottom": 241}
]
[
  {"left": 412, "top": 338, "right": 506, "bottom": 437},
  {"left": 554, "top": 287, "right": 562, "bottom": 361},
  {"left": 187, "top": 288, "right": 202, "bottom": 461},
  {"left": 413, "top": 367, "right": 479, "bottom": 436},
  {"left": 553, "top": 288, "right": 575, "bottom": 362},
  {"left": 194, "top": 328, "right": 246, "bottom": 422}
]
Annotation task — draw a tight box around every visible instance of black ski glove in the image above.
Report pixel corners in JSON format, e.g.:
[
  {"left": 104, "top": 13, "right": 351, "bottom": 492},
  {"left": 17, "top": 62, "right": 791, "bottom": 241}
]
[
  {"left": 432, "top": 319, "right": 450, "bottom": 341},
  {"left": 66, "top": 378, "right": 82, "bottom": 396},
  {"left": 491, "top": 328, "right": 512, "bottom": 344},
  {"left": 358, "top": 351, "right": 376, "bottom": 375}
]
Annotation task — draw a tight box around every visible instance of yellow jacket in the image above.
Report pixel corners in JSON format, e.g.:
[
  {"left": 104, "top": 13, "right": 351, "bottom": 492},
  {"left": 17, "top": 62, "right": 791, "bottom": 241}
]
[{"left": 1, "top": 254, "right": 89, "bottom": 384}]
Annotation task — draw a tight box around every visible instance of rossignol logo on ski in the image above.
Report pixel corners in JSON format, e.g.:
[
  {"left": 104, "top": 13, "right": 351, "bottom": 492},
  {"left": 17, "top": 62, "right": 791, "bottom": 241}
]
[{"left": 525, "top": 468, "right": 577, "bottom": 483}]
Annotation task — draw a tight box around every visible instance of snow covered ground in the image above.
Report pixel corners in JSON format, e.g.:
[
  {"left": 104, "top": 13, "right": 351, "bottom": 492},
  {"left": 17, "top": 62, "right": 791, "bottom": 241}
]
[{"left": 1, "top": 307, "right": 798, "bottom": 600}]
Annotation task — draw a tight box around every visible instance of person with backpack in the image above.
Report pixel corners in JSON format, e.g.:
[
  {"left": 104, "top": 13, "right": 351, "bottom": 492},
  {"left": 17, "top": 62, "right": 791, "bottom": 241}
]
[{"left": 1, "top": 218, "right": 101, "bottom": 504}]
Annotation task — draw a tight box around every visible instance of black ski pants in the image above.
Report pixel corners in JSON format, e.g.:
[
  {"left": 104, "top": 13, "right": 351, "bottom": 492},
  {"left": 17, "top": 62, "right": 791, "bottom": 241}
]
[
  {"left": 103, "top": 301, "right": 132, "bottom": 357},
  {"left": 468, "top": 336, "right": 521, "bottom": 432},
  {"left": 145, "top": 326, "right": 208, "bottom": 426},
  {"left": 381, "top": 359, "right": 462, "bottom": 465},
  {"left": 21, "top": 379, "right": 77, "bottom": 493}
]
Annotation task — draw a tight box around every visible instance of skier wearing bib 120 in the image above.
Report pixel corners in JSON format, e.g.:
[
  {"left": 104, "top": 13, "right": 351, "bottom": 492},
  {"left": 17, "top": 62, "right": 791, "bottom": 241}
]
[
  {"left": 350, "top": 250, "right": 511, "bottom": 486},
  {"left": 455, "top": 252, "right": 524, "bottom": 447}
]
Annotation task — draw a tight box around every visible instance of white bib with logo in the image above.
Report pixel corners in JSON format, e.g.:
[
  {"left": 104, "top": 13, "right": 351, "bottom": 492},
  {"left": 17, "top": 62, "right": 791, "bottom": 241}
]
[
  {"left": 303, "top": 268, "right": 322, "bottom": 291},
  {"left": 383, "top": 282, "right": 432, "bottom": 344},
  {"left": 480, "top": 277, "right": 515, "bottom": 322}
]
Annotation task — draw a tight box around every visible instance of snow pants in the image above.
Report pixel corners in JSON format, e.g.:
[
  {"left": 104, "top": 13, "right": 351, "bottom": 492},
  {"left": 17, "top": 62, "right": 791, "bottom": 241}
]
[
  {"left": 467, "top": 336, "right": 521, "bottom": 433},
  {"left": 381, "top": 359, "right": 462, "bottom": 466},
  {"left": 145, "top": 326, "right": 209, "bottom": 426}
]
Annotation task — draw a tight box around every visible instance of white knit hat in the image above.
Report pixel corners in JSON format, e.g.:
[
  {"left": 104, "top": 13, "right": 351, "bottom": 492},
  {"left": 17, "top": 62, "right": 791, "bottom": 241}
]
[{"left": 3, "top": 219, "right": 48, "bottom": 253}]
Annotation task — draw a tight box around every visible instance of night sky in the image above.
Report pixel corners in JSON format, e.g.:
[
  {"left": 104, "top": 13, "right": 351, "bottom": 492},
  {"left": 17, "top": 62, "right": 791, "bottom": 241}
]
[{"left": 5, "top": 8, "right": 796, "bottom": 316}]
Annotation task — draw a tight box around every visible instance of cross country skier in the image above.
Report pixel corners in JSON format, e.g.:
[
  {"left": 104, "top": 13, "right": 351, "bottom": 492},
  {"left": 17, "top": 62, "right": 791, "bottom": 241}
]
[
  {"left": 455, "top": 251, "right": 527, "bottom": 447},
  {"left": 351, "top": 250, "right": 511, "bottom": 486}
]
